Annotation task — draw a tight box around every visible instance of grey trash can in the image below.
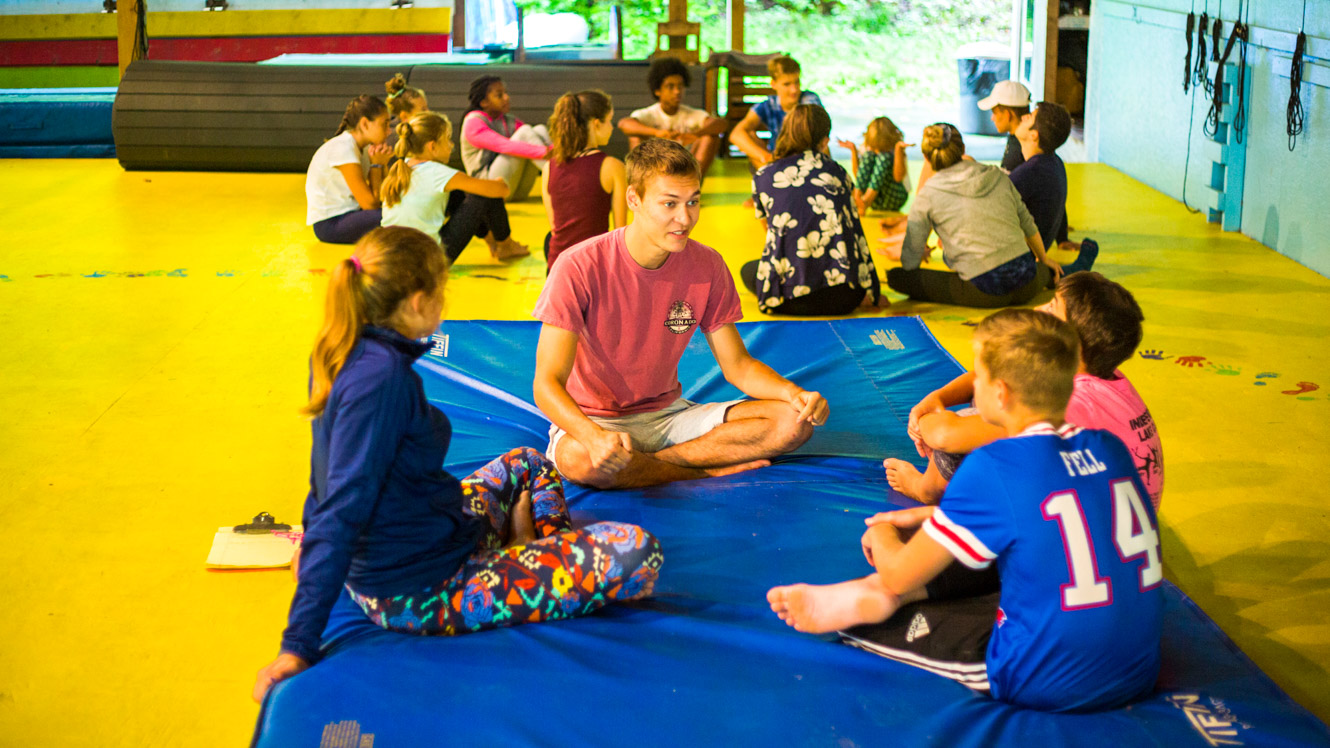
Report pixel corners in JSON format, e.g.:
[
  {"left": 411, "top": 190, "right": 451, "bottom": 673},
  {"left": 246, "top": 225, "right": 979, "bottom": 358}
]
[{"left": 955, "top": 41, "right": 1011, "bottom": 136}]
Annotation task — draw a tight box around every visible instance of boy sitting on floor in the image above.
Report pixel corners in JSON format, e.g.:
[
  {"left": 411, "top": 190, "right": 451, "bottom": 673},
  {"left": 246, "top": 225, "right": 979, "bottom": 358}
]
[
  {"left": 729, "top": 56, "right": 823, "bottom": 169},
  {"left": 619, "top": 57, "right": 727, "bottom": 181},
  {"left": 1010, "top": 101, "right": 1081, "bottom": 253},
  {"left": 887, "top": 272, "right": 1163, "bottom": 509},
  {"left": 768, "top": 308, "right": 1164, "bottom": 712}
]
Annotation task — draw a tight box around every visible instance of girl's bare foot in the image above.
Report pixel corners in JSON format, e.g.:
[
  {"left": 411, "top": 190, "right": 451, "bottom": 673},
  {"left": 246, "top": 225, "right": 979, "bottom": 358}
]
[
  {"left": 483, "top": 231, "right": 501, "bottom": 255},
  {"left": 879, "top": 214, "right": 907, "bottom": 231},
  {"left": 884, "top": 458, "right": 928, "bottom": 500},
  {"left": 493, "top": 237, "right": 530, "bottom": 261},
  {"left": 508, "top": 490, "right": 536, "bottom": 547},
  {"left": 767, "top": 576, "right": 901, "bottom": 634},
  {"left": 874, "top": 237, "right": 904, "bottom": 261}
]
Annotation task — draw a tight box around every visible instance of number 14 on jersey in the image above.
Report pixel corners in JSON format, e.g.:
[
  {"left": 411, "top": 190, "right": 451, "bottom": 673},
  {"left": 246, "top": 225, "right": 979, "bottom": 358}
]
[{"left": 1042, "top": 480, "right": 1162, "bottom": 610}]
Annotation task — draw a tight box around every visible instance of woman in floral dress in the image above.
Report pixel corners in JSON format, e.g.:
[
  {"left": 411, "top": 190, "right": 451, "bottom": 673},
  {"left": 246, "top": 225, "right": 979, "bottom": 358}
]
[{"left": 743, "top": 104, "right": 885, "bottom": 315}]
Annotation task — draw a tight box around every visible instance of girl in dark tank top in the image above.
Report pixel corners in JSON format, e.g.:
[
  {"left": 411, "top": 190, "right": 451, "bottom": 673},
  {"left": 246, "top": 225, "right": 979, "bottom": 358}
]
[{"left": 541, "top": 90, "right": 628, "bottom": 273}]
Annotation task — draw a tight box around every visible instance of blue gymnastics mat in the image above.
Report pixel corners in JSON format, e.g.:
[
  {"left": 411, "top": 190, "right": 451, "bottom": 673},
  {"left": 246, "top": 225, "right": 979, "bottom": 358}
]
[
  {"left": 252, "top": 318, "right": 1329, "bottom": 747},
  {"left": 0, "top": 87, "right": 115, "bottom": 158}
]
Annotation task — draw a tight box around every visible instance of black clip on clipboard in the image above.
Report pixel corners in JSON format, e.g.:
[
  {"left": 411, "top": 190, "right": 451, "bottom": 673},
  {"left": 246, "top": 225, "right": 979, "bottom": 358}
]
[{"left": 233, "top": 512, "right": 292, "bottom": 534}]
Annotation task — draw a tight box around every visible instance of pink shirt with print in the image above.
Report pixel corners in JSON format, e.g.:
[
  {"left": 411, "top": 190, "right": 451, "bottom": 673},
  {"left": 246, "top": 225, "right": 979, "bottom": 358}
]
[
  {"left": 533, "top": 227, "right": 743, "bottom": 417},
  {"left": 1066, "top": 371, "right": 1164, "bottom": 509}
]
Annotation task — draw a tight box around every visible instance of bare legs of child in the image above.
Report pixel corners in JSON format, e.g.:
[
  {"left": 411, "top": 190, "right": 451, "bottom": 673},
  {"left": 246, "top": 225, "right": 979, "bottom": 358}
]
[
  {"left": 768, "top": 522, "right": 928, "bottom": 633},
  {"left": 769, "top": 576, "right": 908, "bottom": 633},
  {"left": 884, "top": 458, "right": 946, "bottom": 504}
]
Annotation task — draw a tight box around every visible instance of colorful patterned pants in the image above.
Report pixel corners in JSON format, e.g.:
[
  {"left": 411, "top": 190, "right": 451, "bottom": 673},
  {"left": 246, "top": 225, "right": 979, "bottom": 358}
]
[{"left": 348, "top": 447, "right": 663, "bottom": 635}]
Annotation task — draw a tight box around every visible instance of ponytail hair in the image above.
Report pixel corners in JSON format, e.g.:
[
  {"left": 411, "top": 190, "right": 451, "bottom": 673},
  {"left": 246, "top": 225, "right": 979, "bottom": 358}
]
[
  {"left": 772, "top": 104, "right": 831, "bottom": 160},
  {"left": 304, "top": 226, "right": 448, "bottom": 418},
  {"left": 548, "top": 89, "right": 613, "bottom": 164},
  {"left": 381, "top": 111, "right": 453, "bottom": 209},
  {"left": 920, "top": 123, "right": 965, "bottom": 171},
  {"left": 384, "top": 73, "right": 427, "bottom": 119},
  {"left": 466, "top": 75, "right": 503, "bottom": 114},
  {"left": 334, "top": 95, "right": 388, "bottom": 137}
]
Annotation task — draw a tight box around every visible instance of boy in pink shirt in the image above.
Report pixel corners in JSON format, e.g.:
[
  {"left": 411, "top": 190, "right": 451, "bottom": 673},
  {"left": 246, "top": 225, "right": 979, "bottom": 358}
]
[
  {"left": 533, "top": 139, "right": 829, "bottom": 489},
  {"left": 887, "top": 272, "right": 1164, "bottom": 509}
]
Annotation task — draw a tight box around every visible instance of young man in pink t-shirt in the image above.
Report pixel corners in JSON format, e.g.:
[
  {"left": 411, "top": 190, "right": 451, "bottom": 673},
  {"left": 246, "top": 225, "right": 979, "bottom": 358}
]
[
  {"left": 886, "top": 272, "right": 1164, "bottom": 509},
  {"left": 533, "top": 139, "right": 829, "bottom": 489}
]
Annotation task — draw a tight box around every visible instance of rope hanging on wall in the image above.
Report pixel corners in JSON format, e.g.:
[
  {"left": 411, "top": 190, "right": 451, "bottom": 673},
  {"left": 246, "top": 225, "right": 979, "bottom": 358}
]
[
  {"left": 1288, "top": 1, "right": 1307, "bottom": 151},
  {"left": 1184, "top": 12, "right": 1196, "bottom": 93},
  {"left": 1204, "top": 14, "right": 1247, "bottom": 140},
  {"left": 1232, "top": 0, "right": 1250, "bottom": 142},
  {"left": 1194, "top": 12, "right": 1211, "bottom": 92},
  {"left": 133, "top": 0, "right": 149, "bottom": 62}
]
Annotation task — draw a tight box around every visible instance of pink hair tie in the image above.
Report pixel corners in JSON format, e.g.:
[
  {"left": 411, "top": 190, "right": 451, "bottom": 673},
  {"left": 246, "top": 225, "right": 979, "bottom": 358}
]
[{"left": 350, "top": 256, "right": 363, "bottom": 273}]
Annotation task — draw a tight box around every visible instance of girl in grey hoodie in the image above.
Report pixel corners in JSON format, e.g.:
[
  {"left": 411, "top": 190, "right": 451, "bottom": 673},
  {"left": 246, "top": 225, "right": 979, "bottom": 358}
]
[{"left": 886, "top": 124, "right": 1092, "bottom": 308}]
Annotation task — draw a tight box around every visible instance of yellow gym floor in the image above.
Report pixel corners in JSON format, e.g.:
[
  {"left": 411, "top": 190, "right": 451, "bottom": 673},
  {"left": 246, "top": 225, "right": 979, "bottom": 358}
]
[{"left": 1, "top": 157, "right": 1327, "bottom": 745}]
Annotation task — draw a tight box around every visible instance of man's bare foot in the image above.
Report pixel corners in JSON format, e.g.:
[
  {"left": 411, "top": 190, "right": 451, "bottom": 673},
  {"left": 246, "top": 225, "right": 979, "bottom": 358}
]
[
  {"left": 507, "top": 490, "right": 536, "bottom": 547},
  {"left": 767, "top": 576, "right": 901, "bottom": 634},
  {"left": 703, "top": 459, "right": 770, "bottom": 478},
  {"left": 493, "top": 237, "right": 530, "bottom": 261},
  {"left": 884, "top": 458, "right": 929, "bottom": 500}
]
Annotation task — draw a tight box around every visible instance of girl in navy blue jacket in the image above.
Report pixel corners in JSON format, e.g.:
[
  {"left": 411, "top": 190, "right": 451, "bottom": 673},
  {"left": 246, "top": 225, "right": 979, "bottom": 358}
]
[{"left": 253, "top": 226, "right": 663, "bottom": 701}]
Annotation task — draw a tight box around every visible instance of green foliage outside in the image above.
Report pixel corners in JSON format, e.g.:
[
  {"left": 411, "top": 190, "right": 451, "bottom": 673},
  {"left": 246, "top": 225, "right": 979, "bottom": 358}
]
[{"left": 516, "top": 0, "right": 1010, "bottom": 105}]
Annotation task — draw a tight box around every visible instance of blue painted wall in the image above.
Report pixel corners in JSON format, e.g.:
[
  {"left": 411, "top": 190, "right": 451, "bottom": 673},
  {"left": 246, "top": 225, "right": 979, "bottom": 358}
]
[{"left": 1086, "top": 0, "right": 1330, "bottom": 277}]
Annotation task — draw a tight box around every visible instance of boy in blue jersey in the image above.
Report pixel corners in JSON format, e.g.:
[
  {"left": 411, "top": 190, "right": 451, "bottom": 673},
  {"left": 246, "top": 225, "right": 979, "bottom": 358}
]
[{"left": 768, "top": 308, "right": 1164, "bottom": 712}]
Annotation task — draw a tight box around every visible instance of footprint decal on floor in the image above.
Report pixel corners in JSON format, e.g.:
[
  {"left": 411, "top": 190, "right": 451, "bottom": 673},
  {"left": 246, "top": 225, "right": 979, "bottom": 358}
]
[
  {"left": 1253, "top": 372, "right": 1279, "bottom": 386},
  {"left": 1208, "top": 363, "right": 1240, "bottom": 376},
  {"left": 1175, "top": 355, "right": 1207, "bottom": 368},
  {"left": 1282, "top": 382, "right": 1320, "bottom": 396},
  {"left": 1139, "top": 349, "right": 1171, "bottom": 361}
]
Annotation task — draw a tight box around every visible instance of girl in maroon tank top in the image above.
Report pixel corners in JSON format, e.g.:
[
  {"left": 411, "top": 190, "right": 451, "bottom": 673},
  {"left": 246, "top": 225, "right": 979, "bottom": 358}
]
[{"left": 542, "top": 90, "right": 628, "bottom": 272}]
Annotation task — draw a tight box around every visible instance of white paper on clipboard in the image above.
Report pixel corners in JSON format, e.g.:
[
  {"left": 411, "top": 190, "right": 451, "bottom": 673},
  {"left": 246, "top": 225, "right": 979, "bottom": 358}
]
[{"left": 206, "top": 526, "right": 303, "bottom": 569}]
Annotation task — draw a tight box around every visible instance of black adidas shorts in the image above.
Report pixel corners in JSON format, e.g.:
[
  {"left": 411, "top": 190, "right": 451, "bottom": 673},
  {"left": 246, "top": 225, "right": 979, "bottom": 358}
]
[{"left": 839, "top": 591, "right": 1000, "bottom": 691}]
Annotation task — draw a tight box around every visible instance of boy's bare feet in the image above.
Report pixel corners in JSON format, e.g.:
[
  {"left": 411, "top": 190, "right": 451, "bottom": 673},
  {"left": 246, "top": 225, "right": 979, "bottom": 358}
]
[
  {"left": 767, "top": 576, "right": 901, "bottom": 634},
  {"left": 884, "top": 458, "right": 928, "bottom": 500}
]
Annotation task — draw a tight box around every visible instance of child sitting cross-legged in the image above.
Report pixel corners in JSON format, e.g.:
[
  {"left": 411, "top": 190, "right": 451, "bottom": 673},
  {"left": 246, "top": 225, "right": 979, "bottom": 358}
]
[
  {"left": 835, "top": 116, "right": 911, "bottom": 219},
  {"left": 768, "top": 308, "right": 1164, "bottom": 712},
  {"left": 617, "top": 57, "right": 727, "bottom": 181},
  {"left": 887, "top": 271, "right": 1163, "bottom": 510}
]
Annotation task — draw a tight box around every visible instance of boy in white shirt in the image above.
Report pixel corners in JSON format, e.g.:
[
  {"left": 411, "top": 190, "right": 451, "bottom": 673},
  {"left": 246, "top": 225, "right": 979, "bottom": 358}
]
[{"left": 618, "top": 57, "right": 727, "bottom": 181}]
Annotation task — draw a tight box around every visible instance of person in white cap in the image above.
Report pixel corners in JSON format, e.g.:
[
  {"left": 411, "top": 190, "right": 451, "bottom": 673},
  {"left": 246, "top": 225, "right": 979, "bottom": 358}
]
[{"left": 977, "top": 79, "right": 1032, "bottom": 173}]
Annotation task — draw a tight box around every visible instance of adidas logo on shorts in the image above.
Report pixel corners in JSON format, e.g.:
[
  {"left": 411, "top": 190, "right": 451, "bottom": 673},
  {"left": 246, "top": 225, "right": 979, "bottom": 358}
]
[{"left": 906, "top": 612, "right": 931, "bottom": 642}]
